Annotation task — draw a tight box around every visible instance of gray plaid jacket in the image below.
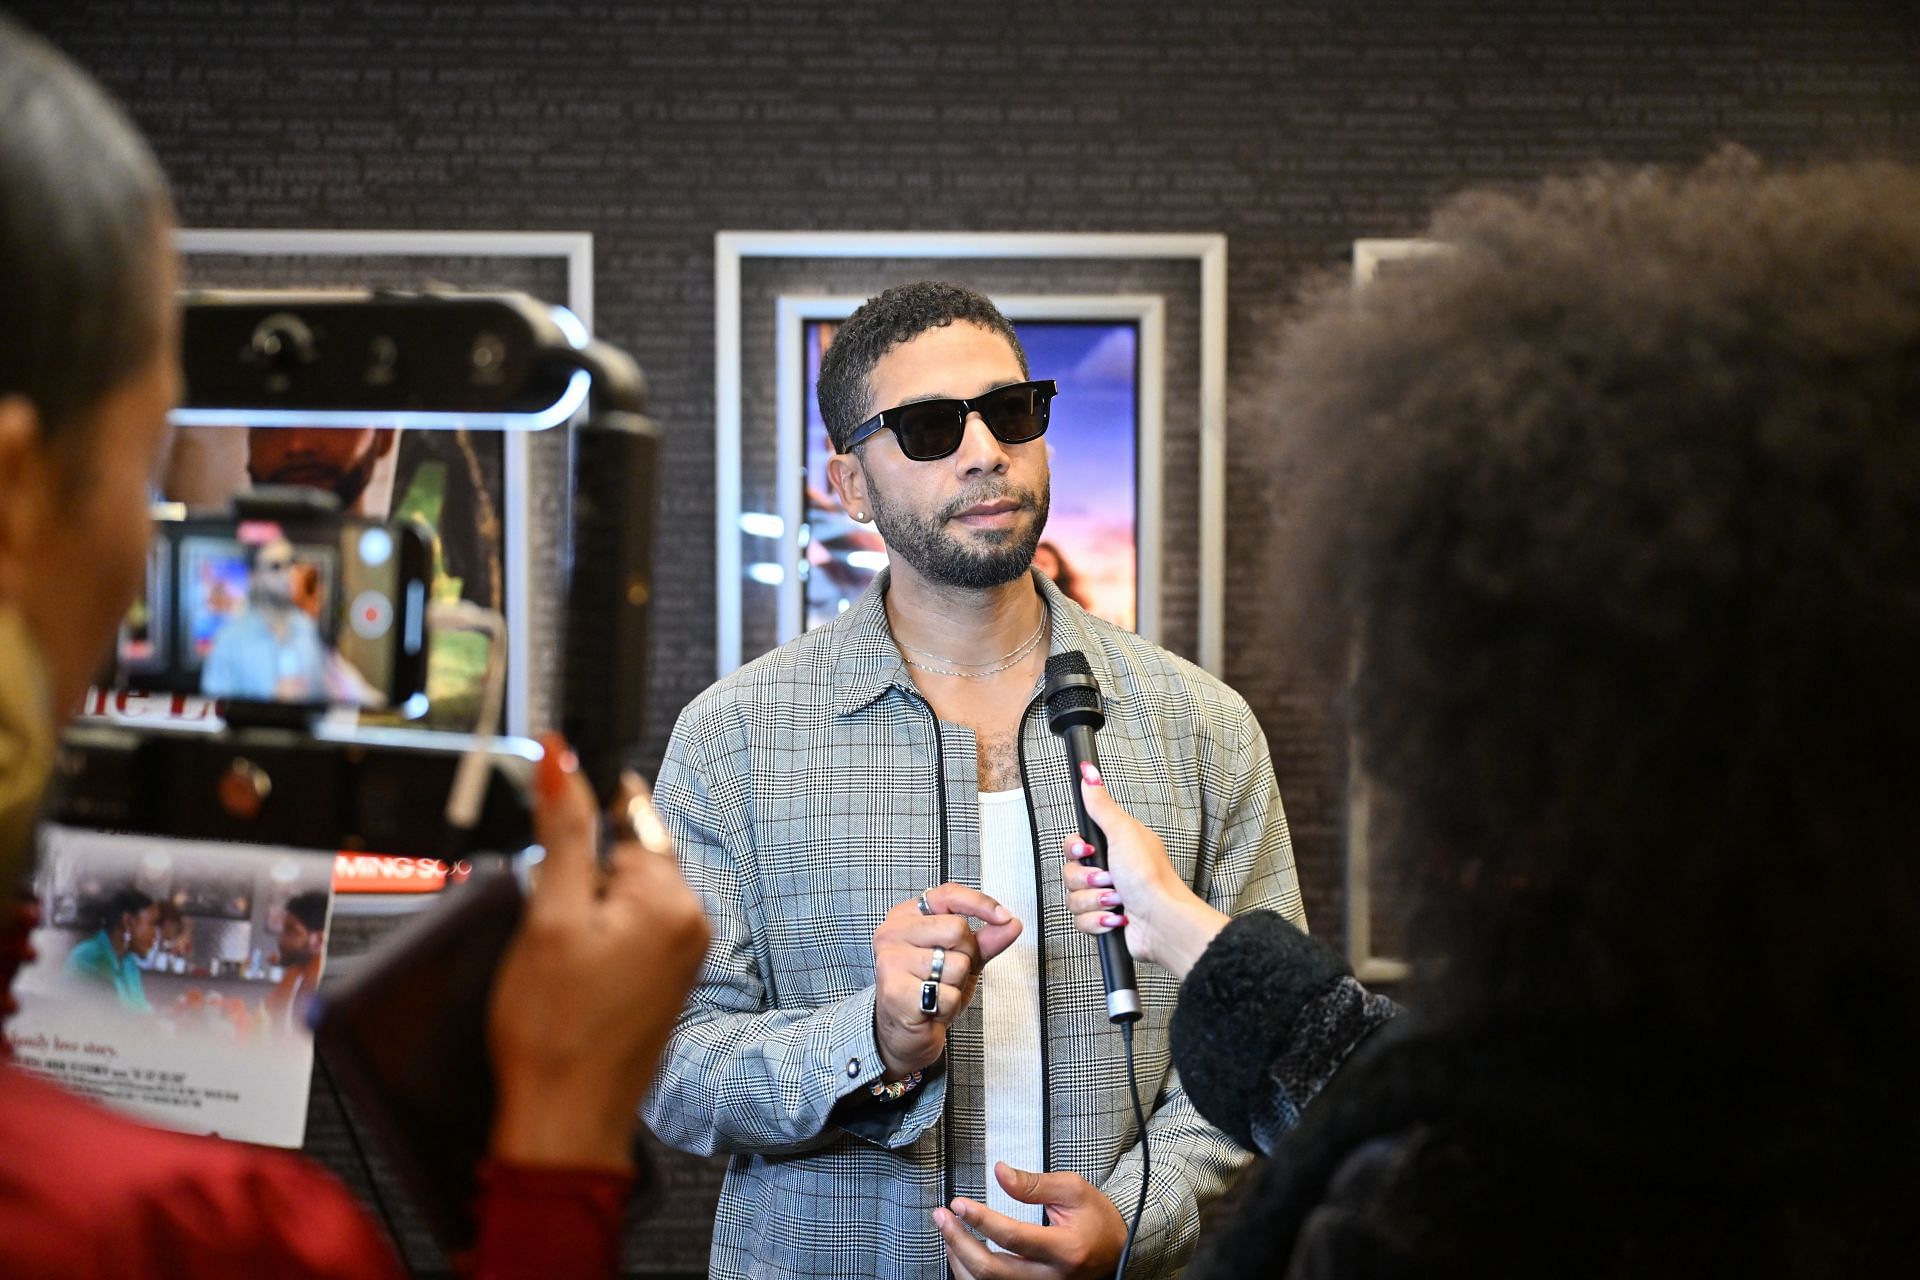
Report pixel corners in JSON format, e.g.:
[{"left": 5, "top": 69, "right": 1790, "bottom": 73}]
[{"left": 644, "top": 570, "right": 1306, "bottom": 1279}]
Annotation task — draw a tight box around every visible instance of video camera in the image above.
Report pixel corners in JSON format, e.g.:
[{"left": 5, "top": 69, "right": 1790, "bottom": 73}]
[{"left": 54, "top": 288, "right": 659, "bottom": 852}]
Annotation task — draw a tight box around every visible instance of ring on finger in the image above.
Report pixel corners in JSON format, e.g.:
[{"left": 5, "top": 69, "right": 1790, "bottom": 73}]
[
  {"left": 917, "top": 891, "right": 935, "bottom": 917},
  {"left": 929, "top": 945, "right": 946, "bottom": 983},
  {"left": 919, "top": 980, "right": 940, "bottom": 1015}
]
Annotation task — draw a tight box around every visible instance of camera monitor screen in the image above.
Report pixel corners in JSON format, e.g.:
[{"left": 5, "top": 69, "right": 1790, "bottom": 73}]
[
  {"left": 184, "top": 526, "right": 338, "bottom": 702},
  {"left": 120, "top": 514, "right": 426, "bottom": 712},
  {"left": 146, "top": 421, "right": 503, "bottom": 726}
]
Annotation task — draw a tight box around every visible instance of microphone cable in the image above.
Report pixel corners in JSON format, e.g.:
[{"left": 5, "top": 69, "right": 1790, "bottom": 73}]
[{"left": 1116, "top": 1018, "right": 1149, "bottom": 1279}]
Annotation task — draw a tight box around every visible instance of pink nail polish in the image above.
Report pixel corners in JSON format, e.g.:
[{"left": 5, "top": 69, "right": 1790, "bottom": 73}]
[
  {"left": 1080, "top": 761, "right": 1104, "bottom": 786},
  {"left": 1099, "top": 891, "right": 1121, "bottom": 907},
  {"left": 1089, "top": 870, "right": 1113, "bottom": 887},
  {"left": 1101, "top": 913, "right": 1126, "bottom": 927}
]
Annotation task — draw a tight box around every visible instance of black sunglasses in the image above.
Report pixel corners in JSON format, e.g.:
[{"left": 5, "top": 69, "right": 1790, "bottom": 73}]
[{"left": 843, "top": 379, "right": 1058, "bottom": 461}]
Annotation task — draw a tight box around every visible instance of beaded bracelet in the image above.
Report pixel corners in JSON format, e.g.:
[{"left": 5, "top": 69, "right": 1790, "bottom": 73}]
[{"left": 868, "top": 1069, "right": 924, "bottom": 1101}]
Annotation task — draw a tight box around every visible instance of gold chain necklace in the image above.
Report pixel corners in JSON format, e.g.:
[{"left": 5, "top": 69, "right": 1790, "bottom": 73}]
[{"left": 897, "top": 608, "right": 1048, "bottom": 680}]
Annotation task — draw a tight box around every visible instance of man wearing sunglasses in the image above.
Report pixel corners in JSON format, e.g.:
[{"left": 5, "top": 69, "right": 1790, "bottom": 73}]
[
  {"left": 200, "top": 536, "right": 329, "bottom": 703},
  {"left": 647, "top": 282, "right": 1304, "bottom": 1280}
]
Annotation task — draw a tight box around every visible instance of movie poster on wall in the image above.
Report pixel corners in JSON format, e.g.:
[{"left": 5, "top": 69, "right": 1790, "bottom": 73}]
[{"left": 7, "top": 827, "right": 338, "bottom": 1148}]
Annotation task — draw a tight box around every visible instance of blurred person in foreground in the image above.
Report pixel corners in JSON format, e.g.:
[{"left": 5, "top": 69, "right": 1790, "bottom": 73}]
[
  {"left": 1063, "top": 151, "right": 1920, "bottom": 1276},
  {"left": 0, "top": 18, "right": 707, "bottom": 1276}
]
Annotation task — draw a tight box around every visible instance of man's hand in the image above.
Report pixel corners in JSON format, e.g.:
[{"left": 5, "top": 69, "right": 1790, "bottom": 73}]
[
  {"left": 935, "top": 1162, "right": 1128, "bottom": 1280},
  {"left": 872, "top": 883, "right": 1021, "bottom": 1079}
]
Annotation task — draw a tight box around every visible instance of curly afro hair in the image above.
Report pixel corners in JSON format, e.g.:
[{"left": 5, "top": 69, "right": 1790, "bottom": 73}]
[{"left": 1262, "top": 149, "right": 1920, "bottom": 1041}]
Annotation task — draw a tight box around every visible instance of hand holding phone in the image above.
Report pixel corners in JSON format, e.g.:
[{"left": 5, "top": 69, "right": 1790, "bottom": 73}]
[
  {"left": 486, "top": 738, "right": 708, "bottom": 1170},
  {"left": 312, "top": 736, "right": 707, "bottom": 1251}
]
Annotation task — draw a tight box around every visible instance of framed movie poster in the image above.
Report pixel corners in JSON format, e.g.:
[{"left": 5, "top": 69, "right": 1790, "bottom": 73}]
[
  {"left": 766, "top": 296, "right": 1162, "bottom": 644},
  {"left": 88, "top": 229, "right": 592, "bottom": 901},
  {"left": 715, "top": 231, "right": 1228, "bottom": 677}
]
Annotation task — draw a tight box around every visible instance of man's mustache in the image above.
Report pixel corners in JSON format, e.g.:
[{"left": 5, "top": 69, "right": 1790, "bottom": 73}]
[{"left": 939, "top": 484, "right": 1043, "bottom": 521}]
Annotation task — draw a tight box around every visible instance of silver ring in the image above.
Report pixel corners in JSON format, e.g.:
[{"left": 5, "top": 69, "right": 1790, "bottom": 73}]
[
  {"left": 929, "top": 946, "right": 946, "bottom": 983},
  {"left": 917, "top": 891, "right": 935, "bottom": 916},
  {"left": 919, "top": 980, "right": 940, "bottom": 1014}
]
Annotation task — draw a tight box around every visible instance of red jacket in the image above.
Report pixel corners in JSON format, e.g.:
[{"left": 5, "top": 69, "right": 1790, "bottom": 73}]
[{"left": 0, "top": 1062, "right": 631, "bottom": 1278}]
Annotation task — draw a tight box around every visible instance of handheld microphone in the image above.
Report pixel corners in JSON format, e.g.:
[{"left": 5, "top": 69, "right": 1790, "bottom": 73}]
[{"left": 1043, "top": 651, "right": 1141, "bottom": 1023}]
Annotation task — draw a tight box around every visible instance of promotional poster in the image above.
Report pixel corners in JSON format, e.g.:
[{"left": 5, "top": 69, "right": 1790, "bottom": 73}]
[{"left": 8, "top": 827, "right": 339, "bottom": 1148}]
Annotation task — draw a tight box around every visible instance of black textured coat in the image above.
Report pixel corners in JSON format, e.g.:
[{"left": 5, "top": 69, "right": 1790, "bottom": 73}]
[{"left": 1169, "top": 919, "right": 1916, "bottom": 1278}]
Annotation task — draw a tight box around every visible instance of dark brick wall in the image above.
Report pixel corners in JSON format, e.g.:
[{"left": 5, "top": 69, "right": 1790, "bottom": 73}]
[{"left": 17, "top": 0, "right": 1920, "bottom": 1272}]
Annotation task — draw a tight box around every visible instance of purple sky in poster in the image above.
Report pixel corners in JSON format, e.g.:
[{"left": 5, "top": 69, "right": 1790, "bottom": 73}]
[{"left": 803, "top": 319, "right": 1139, "bottom": 631}]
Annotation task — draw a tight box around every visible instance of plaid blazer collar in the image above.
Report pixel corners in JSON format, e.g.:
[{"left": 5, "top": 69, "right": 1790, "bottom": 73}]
[{"left": 829, "top": 566, "right": 1118, "bottom": 717}]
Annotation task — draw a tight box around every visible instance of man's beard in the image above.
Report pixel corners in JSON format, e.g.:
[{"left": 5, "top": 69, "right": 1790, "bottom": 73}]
[{"left": 867, "top": 477, "right": 1051, "bottom": 591}]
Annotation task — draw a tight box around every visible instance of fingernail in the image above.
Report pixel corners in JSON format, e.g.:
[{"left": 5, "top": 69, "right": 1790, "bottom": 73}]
[
  {"left": 1080, "top": 762, "right": 1104, "bottom": 786},
  {"left": 1069, "top": 839, "right": 1094, "bottom": 858},
  {"left": 1089, "top": 870, "right": 1113, "bottom": 887},
  {"left": 537, "top": 732, "right": 579, "bottom": 802},
  {"left": 1099, "top": 891, "right": 1121, "bottom": 907},
  {"left": 1101, "top": 913, "right": 1126, "bottom": 927}
]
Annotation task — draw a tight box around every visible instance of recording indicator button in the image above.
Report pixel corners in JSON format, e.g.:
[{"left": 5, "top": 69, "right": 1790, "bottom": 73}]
[{"left": 351, "top": 590, "right": 394, "bottom": 639}]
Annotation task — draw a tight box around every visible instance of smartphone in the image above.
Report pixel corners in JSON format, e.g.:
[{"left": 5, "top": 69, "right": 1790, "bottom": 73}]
[{"left": 120, "top": 503, "right": 431, "bottom": 712}]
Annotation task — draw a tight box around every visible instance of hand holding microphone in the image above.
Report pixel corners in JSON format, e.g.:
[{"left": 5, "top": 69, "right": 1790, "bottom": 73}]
[
  {"left": 1064, "top": 770, "right": 1229, "bottom": 983},
  {"left": 1044, "top": 652, "right": 1142, "bottom": 1022}
]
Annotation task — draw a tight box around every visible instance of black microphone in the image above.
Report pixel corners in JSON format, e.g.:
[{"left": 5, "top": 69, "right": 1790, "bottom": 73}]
[{"left": 1044, "top": 651, "right": 1142, "bottom": 1023}]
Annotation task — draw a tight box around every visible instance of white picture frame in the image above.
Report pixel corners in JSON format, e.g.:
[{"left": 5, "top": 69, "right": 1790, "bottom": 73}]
[
  {"left": 714, "top": 231, "right": 1227, "bottom": 677},
  {"left": 1345, "top": 238, "right": 1449, "bottom": 983},
  {"left": 171, "top": 228, "right": 595, "bottom": 739}
]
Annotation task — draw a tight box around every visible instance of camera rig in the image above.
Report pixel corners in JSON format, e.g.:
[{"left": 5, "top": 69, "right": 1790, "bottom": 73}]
[{"left": 48, "top": 289, "right": 659, "bottom": 861}]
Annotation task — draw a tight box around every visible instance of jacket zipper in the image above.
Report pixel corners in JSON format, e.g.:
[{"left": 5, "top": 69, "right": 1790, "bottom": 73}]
[
  {"left": 926, "top": 701, "right": 956, "bottom": 1235},
  {"left": 1014, "top": 702, "right": 1053, "bottom": 1208}
]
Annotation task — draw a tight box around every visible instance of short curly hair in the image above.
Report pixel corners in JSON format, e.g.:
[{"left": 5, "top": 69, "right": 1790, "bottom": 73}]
[
  {"left": 1264, "top": 150, "right": 1920, "bottom": 1034},
  {"left": 816, "top": 281, "right": 1027, "bottom": 452}
]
